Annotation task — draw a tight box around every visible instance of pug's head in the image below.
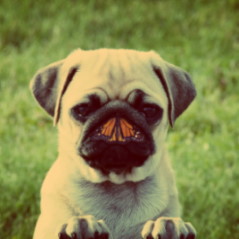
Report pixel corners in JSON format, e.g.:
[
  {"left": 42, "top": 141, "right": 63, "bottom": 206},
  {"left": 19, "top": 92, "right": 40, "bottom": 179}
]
[{"left": 30, "top": 49, "right": 196, "bottom": 184}]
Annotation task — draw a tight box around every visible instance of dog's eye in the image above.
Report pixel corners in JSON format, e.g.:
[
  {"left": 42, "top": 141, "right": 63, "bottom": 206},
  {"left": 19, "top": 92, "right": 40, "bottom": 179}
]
[
  {"left": 74, "top": 103, "right": 89, "bottom": 116},
  {"left": 72, "top": 96, "right": 102, "bottom": 122},
  {"left": 72, "top": 103, "right": 91, "bottom": 121},
  {"left": 139, "top": 104, "right": 163, "bottom": 124}
]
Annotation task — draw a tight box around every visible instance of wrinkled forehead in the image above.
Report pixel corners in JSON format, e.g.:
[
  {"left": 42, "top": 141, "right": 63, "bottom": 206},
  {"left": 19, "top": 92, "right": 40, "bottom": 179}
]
[{"left": 61, "top": 49, "right": 167, "bottom": 105}]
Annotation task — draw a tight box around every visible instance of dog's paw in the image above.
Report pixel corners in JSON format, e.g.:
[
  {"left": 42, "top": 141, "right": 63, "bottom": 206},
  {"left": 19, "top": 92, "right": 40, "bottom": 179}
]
[
  {"left": 141, "top": 217, "right": 196, "bottom": 239},
  {"left": 58, "top": 215, "right": 111, "bottom": 239}
]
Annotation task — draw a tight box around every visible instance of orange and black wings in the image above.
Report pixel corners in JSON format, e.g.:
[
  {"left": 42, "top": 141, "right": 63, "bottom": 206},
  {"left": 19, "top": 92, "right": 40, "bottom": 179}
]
[{"left": 99, "top": 118, "right": 136, "bottom": 142}]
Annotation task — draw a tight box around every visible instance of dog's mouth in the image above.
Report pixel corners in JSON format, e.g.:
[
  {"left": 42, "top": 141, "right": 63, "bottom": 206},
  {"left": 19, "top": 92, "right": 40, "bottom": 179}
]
[
  {"left": 90, "top": 117, "right": 145, "bottom": 144},
  {"left": 78, "top": 103, "right": 155, "bottom": 175}
]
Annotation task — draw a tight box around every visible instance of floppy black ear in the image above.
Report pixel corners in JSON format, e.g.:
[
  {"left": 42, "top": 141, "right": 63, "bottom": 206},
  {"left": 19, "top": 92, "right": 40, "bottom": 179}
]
[
  {"left": 30, "top": 60, "right": 64, "bottom": 117},
  {"left": 153, "top": 63, "right": 196, "bottom": 126}
]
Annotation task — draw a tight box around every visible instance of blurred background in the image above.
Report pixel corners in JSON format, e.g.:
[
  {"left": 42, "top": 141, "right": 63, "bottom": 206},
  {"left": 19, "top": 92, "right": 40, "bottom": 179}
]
[{"left": 0, "top": 0, "right": 238, "bottom": 238}]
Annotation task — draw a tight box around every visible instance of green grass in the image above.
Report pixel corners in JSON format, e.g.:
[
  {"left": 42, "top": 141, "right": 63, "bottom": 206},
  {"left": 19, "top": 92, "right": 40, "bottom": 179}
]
[{"left": 0, "top": 0, "right": 238, "bottom": 238}]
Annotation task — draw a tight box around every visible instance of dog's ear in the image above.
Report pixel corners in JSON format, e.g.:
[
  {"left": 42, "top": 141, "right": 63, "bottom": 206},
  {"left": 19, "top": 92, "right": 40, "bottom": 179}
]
[
  {"left": 151, "top": 53, "right": 196, "bottom": 126},
  {"left": 30, "top": 60, "right": 64, "bottom": 117},
  {"left": 30, "top": 60, "right": 79, "bottom": 124}
]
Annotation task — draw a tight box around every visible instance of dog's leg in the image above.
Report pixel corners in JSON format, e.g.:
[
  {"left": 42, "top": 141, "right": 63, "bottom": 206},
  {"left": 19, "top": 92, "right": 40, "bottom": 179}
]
[{"left": 141, "top": 217, "right": 196, "bottom": 239}]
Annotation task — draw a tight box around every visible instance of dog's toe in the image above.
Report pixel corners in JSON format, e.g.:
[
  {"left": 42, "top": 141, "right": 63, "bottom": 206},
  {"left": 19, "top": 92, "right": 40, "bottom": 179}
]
[
  {"left": 58, "top": 215, "right": 111, "bottom": 239},
  {"left": 141, "top": 217, "right": 196, "bottom": 239}
]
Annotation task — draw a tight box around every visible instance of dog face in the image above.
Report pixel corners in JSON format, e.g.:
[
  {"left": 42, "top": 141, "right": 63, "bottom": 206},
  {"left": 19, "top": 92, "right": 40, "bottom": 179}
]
[{"left": 31, "top": 49, "right": 196, "bottom": 184}]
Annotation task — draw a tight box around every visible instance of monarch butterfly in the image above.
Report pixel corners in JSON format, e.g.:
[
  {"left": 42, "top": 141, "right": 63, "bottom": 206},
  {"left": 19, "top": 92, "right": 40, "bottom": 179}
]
[{"left": 98, "top": 117, "right": 141, "bottom": 142}]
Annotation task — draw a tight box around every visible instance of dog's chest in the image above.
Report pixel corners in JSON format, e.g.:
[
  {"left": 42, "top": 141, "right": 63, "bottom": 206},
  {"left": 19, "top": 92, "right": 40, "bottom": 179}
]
[{"left": 70, "top": 180, "right": 162, "bottom": 238}]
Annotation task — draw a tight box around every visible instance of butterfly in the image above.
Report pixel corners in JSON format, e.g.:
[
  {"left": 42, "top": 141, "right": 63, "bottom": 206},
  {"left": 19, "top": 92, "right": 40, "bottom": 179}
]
[{"left": 98, "top": 117, "right": 143, "bottom": 142}]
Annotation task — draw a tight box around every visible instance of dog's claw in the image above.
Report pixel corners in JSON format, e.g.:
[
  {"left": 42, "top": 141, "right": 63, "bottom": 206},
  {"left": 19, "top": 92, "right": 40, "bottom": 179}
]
[
  {"left": 141, "top": 217, "right": 196, "bottom": 239},
  {"left": 180, "top": 234, "right": 185, "bottom": 239},
  {"left": 71, "top": 232, "right": 77, "bottom": 239},
  {"left": 59, "top": 224, "right": 71, "bottom": 239},
  {"left": 59, "top": 232, "right": 70, "bottom": 239},
  {"left": 57, "top": 215, "right": 111, "bottom": 239}
]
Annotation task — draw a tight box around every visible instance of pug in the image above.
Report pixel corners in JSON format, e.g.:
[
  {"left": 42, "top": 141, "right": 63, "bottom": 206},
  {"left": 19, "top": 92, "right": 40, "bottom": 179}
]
[{"left": 30, "top": 49, "right": 197, "bottom": 239}]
